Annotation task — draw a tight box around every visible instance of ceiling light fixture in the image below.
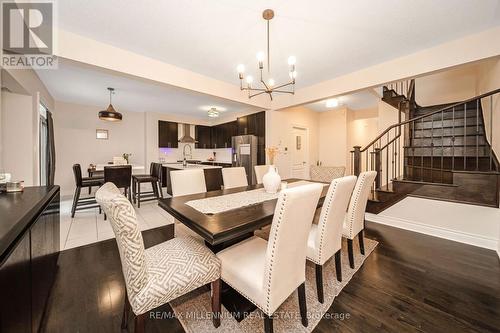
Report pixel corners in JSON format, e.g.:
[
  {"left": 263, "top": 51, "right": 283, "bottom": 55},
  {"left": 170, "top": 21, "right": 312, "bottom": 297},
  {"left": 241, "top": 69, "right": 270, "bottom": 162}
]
[
  {"left": 236, "top": 9, "right": 296, "bottom": 101},
  {"left": 326, "top": 98, "right": 339, "bottom": 108},
  {"left": 207, "top": 108, "right": 219, "bottom": 118},
  {"left": 98, "top": 87, "right": 122, "bottom": 121}
]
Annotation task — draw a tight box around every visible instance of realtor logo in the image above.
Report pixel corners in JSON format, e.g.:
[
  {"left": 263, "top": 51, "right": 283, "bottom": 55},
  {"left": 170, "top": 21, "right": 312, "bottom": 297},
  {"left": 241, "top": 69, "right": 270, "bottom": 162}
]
[{"left": 1, "top": 1, "right": 57, "bottom": 69}]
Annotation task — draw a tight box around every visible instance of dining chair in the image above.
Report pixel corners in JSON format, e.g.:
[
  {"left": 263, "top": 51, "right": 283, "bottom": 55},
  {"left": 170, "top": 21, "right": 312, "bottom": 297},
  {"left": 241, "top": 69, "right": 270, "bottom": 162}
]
[
  {"left": 222, "top": 167, "right": 248, "bottom": 189},
  {"left": 132, "top": 162, "right": 163, "bottom": 208},
  {"left": 71, "top": 163, "right": 104, "bottom": 218},
  {"left": 254, "top": 165, "right": 269, "bottom": 184},
  {"left": 95, "top": 182, "right": 222, "bottom": 332},
  {"left": 306, "top": 175, "right": 357, "bottom": 303},
  {"left": 170, "top": 169, "right": 207, "bottom": 240},
  {"left": 104, "top": 165, "right": 133, "bottom": 201},
  {"left": 343, "top": 171, "right": 377, "bottom": 269},
  {"left": 309, "top": 165, "right": 345, "bottom": 183},
  {"left": 216, "top": 183, "right": 323, "bottom": 333},
  {"left": 170, "top": 169, "right": 207, "bottom": 197}
]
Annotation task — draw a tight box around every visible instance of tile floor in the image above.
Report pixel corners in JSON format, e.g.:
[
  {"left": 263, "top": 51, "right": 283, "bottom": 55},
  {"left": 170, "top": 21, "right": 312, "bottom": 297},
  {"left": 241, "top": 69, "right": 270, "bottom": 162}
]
[{"left": 60, "top": 194, "right": 175, "bottom": 251}]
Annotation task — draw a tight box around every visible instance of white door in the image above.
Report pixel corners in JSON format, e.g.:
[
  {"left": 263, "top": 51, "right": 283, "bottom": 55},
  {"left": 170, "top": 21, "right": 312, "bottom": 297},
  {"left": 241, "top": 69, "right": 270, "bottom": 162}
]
[{"left": 291, "top": 127, "right": 308, "bottom": 178}]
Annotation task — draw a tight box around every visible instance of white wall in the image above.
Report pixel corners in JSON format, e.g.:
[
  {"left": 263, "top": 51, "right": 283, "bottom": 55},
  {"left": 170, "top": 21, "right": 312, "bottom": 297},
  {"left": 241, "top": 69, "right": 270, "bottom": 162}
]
[
  {"left": 54, "top": 101, "right": 147, "bottom": 196},
  {"left": 1, "top": 91, "right": 36, "bottom": 185},
  {"left": 318, "top": 107, "right": 348, "bottom": 167},
  {"left": 266, "top": 107, "right": 319, "bottom": 179}
]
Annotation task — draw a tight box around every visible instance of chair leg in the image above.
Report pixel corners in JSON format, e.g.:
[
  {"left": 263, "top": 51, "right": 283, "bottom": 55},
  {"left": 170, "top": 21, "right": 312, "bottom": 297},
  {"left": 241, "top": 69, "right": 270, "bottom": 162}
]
[
  {"left": 359, "top": 230, "right": 365, "bottom": 255},
  {"left": 88, "top": 186, "right": 92, "bottom": 195},
  {"left": 298, "top": 282, "right": 308, "bottom": 327},
  {"left": 151, "top": 181, "right": 159, "bottom": 199},
  {"left": 211, "top": 279, "right": 221, "bottom": 328},
  {"left": 157, "top": 181, "right": 164, "bottom": 198},
  {"left": 264, "top": 314, "right": 273, "bottom": 333},
  {"left": 132, "top": 179, "right": 136, "bottom": 204},
  {"left": 137, "top": 183, "right": 141, "bottom": 208},
  {"left": 334, "top": 250, "right": 342, "bottom": 282},
  {"left": 347, "top": 238, "right": 355, "bottom": 269},
  {"left": 315, "top": 264, "right": 324, "bottom": 303},
  {"left": 121, "top": 292, "right": 130, "bottom": 329},
  {"left": 134, "top": 313, "right": 146, "bottom": 333},
  {"left": 71, "top": 186, "right": 81, "bottom": 218}
]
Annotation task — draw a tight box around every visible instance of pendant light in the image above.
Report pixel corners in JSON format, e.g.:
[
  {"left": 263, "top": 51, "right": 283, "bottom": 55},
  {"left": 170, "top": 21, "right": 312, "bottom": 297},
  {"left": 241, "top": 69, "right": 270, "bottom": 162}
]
[{"left": 98, "top": 87, "right": 122, "bottom": 121}]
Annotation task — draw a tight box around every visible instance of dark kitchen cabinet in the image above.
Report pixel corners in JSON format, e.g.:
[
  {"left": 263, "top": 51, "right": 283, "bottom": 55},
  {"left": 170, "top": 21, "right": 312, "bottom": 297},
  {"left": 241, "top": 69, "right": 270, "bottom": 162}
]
[
  {"left": 195, "top": 125, "right": 212, "bottom": 149},
  {"left": 158, "top": 120, "right": 178, "bottom": 148},
  {"left": 237, "top": 111, "right": 266, "bottom": 164},
  {"left": 212, "top": 121, "right": 237, "bottom": 149}
]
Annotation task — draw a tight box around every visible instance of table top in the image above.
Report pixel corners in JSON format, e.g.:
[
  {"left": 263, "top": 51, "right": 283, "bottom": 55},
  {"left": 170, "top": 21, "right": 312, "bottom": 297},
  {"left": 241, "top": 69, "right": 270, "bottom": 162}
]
[
  {"left": 158, "top": 179, "right": 328, "bottom": 245},
  {"left": 162, "top": 163, "right": 222, "bottom": 170},
  {"left": 93, "top": 164, "right": 145, "bottom": 171}
]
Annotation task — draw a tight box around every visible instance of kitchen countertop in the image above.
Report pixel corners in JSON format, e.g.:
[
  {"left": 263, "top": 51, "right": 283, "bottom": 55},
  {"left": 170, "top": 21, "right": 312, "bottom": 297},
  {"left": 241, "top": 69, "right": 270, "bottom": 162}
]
[{"left": 162, "top": 163, "right": 222, "bottom": 170}]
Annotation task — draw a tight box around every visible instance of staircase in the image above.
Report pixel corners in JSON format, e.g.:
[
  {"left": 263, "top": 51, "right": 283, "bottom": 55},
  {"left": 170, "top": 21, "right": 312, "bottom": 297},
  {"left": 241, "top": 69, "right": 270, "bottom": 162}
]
[{"left": 351, "top": 80, "right": 500, "bottom": 213}]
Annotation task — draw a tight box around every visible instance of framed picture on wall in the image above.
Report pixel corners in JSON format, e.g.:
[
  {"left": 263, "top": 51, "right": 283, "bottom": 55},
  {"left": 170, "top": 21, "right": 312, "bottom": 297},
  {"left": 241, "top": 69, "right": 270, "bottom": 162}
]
[{"left": 96, "top": 129, "right": 108, "bottom": 140}]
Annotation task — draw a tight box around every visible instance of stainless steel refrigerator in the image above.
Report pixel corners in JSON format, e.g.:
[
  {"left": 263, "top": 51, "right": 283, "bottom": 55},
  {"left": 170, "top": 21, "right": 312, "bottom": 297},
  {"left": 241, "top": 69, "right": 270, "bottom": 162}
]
[{"left": 232, "top": 135, "right": 258, "bottom": 185}]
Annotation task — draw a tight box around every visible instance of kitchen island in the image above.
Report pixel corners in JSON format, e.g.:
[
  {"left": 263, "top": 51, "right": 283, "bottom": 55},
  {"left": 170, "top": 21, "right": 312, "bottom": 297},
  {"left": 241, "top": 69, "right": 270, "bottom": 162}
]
[{"left": 161, "top": 163, "right": 226, "bottom": 195}]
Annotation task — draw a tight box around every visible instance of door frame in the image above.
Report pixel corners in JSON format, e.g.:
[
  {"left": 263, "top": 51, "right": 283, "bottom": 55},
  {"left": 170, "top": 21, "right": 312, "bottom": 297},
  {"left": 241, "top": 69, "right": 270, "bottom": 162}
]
[{"left": 290, "top": 124, "right": 310, "bottom": 179}]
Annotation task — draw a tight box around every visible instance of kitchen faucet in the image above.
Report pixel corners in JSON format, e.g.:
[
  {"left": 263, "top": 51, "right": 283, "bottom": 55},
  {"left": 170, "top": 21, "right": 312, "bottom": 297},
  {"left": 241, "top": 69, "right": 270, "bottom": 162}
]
[{"left": 182, "top": 144, "right": 192, "bottom": 166}]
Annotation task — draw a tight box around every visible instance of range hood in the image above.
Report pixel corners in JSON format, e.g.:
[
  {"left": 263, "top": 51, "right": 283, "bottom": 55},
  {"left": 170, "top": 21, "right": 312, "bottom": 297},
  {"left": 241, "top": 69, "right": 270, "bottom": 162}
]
[{"left": 179, "top": 124, "right": 196, "bottom": 144}]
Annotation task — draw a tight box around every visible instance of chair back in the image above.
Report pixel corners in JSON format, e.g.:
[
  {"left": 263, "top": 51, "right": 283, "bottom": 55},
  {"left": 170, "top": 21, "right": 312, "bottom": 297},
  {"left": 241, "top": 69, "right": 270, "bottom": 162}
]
[
  {"left": 95, "top": 183, "right": 147, "bottom": 302},
  {"left": 170, "top": 169, "right": 207, "bottom": 197},
  {"left": 222, "top": 167, "right": 248, "bottom": 189},
  {"left": 104, "top": 165, "right": 132, "bottom": 189},
  {"left": 344, "top": 171, "right": 377, "bottom": 239},
  {"left": 151, "top": 163, "right": 162, "bottom": 181},
  {"left": 72, "top": 164, "right": 83, "bottom": 187},
  {"left": 313, "top": 176, "right": 357, "bottom": 264},
  {"left": 148, "top": 162, "right": 155, "bottom": 176},
  {"left": 263, "top": 183, "right": 323, "bottom": 314},
  {"left": 254, "top": 165, "right": 269, "bottom": 185},
  {"left": 310, "top": 165, "right": 345, "bottom": 182}
]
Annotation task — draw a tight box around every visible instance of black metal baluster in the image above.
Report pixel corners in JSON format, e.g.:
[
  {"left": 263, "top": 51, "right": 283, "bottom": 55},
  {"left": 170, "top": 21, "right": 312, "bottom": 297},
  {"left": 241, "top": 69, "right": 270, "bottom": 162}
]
[
  {"left": 441, "top": 110, "right": 444, "bottom": 183},
  {"left": 476, "top": 99, "right": 479, "bottom": 170},
  {"left": 490, "top": 95, "right": 493, "bottom": 171},
  {"left": 452, "top": 107, "right": 455, "bottom": 170},
  {"left": 431, "top": 116, "right": 434, "bottom": 182},
  {"left": 421, "top": 118, "right": 424, "bottom": 181},
  {"left": 464, "top": 103, "right": 467, "bottom": 170}
]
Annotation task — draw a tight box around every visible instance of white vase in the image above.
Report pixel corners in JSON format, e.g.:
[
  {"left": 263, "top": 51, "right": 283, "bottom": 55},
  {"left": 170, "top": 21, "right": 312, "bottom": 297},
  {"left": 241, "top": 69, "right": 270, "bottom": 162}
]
[{"left": 262, "top": 165, "right": 281, "bottom": 194}]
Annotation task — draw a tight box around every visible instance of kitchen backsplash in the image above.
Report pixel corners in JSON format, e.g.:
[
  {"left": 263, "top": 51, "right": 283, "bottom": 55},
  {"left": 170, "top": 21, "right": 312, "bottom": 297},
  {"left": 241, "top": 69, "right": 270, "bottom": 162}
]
[{"left": 159, "top": 144, "right": 233, "bottom": 163}]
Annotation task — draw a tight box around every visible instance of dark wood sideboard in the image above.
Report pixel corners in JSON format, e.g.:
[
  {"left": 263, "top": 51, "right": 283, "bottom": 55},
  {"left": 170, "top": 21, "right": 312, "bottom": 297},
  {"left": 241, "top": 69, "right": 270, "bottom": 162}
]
[{"left": 0, "top": 186, "right": 60, "bottom": 333}]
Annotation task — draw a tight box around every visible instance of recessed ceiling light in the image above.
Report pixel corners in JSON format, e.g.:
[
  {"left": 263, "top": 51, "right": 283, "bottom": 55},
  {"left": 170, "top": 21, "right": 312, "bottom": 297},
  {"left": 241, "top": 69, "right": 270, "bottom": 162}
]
[{"left": 325, "top": 98, "right": 339, "bottom": 108}]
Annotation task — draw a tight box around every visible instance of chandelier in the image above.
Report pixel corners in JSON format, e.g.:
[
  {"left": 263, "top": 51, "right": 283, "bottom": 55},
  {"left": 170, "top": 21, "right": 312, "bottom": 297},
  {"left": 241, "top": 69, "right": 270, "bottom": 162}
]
[
  {"left": 98, "top": 87, "right": 122, "bottom": 121},
  {"left": 236, "top": 9, "right": 296, "bottom": 100}
]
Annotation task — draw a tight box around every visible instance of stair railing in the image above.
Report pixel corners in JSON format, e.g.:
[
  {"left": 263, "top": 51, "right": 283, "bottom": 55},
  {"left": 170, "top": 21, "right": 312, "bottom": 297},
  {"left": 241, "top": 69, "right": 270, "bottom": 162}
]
[
  {"left": 385, "top": 79, "right": 414, "bottom": 99},
  {"left": 351, "top": 87, "right": 500, "bottom": 190}
]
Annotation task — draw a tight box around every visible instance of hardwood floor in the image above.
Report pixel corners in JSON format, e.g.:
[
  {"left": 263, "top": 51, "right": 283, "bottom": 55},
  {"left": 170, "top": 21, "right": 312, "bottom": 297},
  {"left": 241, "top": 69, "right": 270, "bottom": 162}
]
[{"left": 41, "top": 222, "right": 500, "bottom": 333}]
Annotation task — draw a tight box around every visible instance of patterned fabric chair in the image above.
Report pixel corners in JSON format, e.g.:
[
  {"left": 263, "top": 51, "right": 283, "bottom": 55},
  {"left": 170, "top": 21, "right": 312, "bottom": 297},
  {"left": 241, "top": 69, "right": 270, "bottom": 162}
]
[
  {"left": 96, "top": 182, "right": 222, "bottom": 332},
  {"left": 306, "top": 176, "right": 357, "bottom": 303},
  {"left": 342, "top": 171, "right": 377, "bottom": 269},
  {"left": 310, "top": 165, "right": 346, "bottom": 182},
  {"left": 217, "top": 183, "right": 324, "bottom": 333}
]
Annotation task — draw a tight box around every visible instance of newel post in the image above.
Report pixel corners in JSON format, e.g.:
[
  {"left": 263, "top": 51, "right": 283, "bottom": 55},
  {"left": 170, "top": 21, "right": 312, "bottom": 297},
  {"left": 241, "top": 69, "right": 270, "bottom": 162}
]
[
  {"left": 353, "top": 146, "right": 361, "bottom": 176},
  {"left": 374, "top": 148, "right": 382, "bottom": 189}
]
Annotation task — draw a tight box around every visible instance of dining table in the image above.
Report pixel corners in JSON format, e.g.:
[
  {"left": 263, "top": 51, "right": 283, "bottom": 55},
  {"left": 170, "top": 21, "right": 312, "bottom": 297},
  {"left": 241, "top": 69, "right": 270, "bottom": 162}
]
[{"left": 158, "top": 178, "right": 329, "bottom": 320}]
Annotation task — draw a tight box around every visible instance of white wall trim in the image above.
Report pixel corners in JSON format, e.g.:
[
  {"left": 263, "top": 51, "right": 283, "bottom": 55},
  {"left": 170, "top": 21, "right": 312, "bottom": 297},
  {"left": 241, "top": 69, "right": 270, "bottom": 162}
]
[{"left": 365, "top": 212, "right": 499, "bottom": 251}]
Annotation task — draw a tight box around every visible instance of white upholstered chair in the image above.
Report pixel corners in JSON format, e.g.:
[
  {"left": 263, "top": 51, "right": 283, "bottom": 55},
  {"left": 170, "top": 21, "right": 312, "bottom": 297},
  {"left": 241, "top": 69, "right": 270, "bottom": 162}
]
[
  {"left": 170, "top": 169, "right": 207, "bottom": 240},
  {"left": 254, "top": 165, "right": 269, "bottom": 184},
  {"left": 306, "top": 176, "right": 357, "bottom": 303},
  {"left": 96, "top": 183, "right": 221, "bottom": 332},
  {"left": 221, "top": 167, "right": 248, "bottom": 189},
  {"left": 310, "top": 165, "right": 345, "bottom": 182},
  {"left": 343, "top": 171, "right": 377, "bottom": 268},
  {"left": 170, "top": 169, "right": 207, "bottom": 197},
  {"left": 216, "top": 183, "right": 323, "bottom": 333}
]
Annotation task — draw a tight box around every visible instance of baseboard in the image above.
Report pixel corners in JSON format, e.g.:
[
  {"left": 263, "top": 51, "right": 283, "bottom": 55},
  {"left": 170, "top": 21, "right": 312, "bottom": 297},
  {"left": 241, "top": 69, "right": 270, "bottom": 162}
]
[{"left": 365, "top": 213, "right": 499, "bottom": 251}]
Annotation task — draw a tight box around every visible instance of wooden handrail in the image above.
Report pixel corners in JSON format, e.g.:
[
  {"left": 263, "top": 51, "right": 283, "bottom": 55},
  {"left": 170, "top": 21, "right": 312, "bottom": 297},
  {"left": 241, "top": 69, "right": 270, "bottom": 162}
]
[{"left": 360, "top": 87, "right": 500, "bottom": 153}]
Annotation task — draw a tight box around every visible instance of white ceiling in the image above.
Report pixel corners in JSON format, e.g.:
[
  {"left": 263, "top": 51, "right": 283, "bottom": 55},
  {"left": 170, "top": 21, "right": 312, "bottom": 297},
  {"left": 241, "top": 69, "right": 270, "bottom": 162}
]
[
  {"left": 306, "top": 90, "right": 380, "bottom": 112},
  {"left": 56, "top": 0, "right": 500, "bottom": 89},
  {"left": 35, "top": 59, "right": 259, "bottom": 118}
]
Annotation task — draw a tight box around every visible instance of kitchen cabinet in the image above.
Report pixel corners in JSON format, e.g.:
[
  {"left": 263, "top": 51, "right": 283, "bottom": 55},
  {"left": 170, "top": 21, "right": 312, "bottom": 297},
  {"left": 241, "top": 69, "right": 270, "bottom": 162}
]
[
  {"left": 195, "top": 125, "right": 212, "bottom": 149},
  {"left": 158, "top": 120, "right": 178, "bottom": 148},
  {"left": 237, "top": 111, "right": 266, "bottom": 164},
  {"left": 212, "top": 121, "right": 237, "bottom": 149}
]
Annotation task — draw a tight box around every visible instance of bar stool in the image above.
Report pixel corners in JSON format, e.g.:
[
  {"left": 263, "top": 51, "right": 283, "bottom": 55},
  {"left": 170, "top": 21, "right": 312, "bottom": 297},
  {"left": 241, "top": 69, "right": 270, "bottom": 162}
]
[
  {"left": 104, "top": 165, "right": 133, "bottom": 201},
  {"left": 132, "top": 162, "right": 163, "bottom": 208},
  {"left": 71, "top": 164, "right": 104, "bottom": 218}
]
